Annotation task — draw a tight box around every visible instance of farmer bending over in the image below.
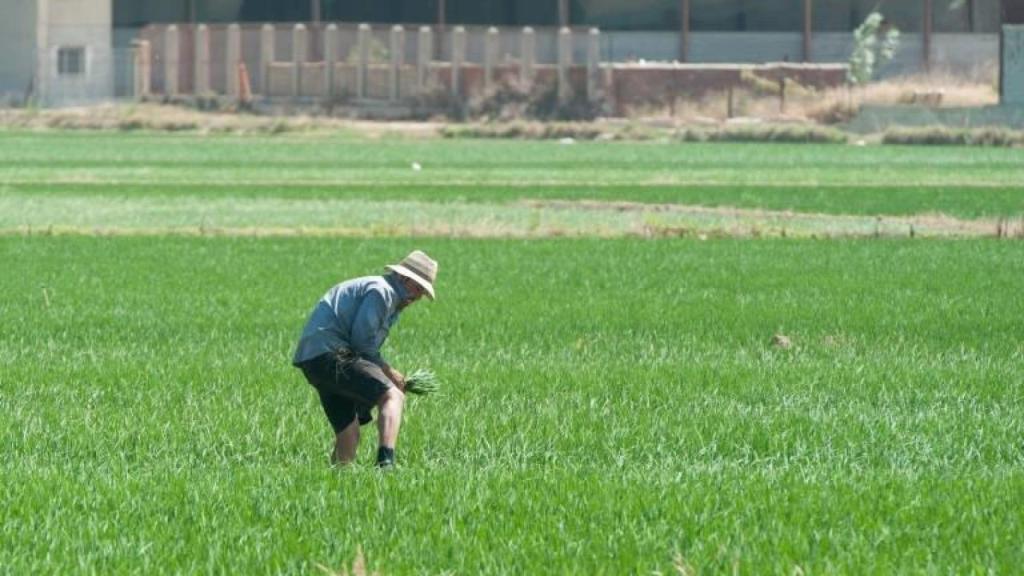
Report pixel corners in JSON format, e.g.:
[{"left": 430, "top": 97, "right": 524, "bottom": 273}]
[{"left": 293, "top": 250, "right": 437, "bottom": 468}]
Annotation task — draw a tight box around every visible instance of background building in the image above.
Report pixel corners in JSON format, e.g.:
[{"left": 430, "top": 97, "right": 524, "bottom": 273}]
[
  {"left": 0, "top": 0, "right": 114, "bottom": 106},
  {"left": 0, "top": 0, "right": 1018, "bottom": 106}
]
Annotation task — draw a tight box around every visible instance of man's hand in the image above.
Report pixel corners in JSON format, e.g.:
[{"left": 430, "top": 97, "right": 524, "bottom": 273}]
[{"left": 383, "top": 365, "right": 406, "bottom": 391}]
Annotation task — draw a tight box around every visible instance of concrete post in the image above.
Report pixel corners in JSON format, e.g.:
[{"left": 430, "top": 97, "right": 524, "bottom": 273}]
[
  {"left": 324, "top": 23, "right": 338, "bottom": 99},
  {"left": 520, "top": 27, "right": 535, "bottom": 88},
  {"left": 390, "top": 25, "right": 405, "bottom": 101},
  {"left": 260, "top": 24, "right": 274, "bottom": 96},
  {"left": 484, "top": 27, "right": 499, "bottom": 93},
  {"left": 293, "top": 24, "right": 307, "bottom": 98},
  {"left": 133, "top": 40, "right": 152, "bottom": 98},
  {"left": 226, "top": 23, "right": 241, "bottom": 98},
  {"left": 586, "top": 28, "right": 599, "bottom": 102},
  {"left": 194, "top": 24, "right": 210, "bottom": 95},
  {"left": 417, "top": 26, "right": 432, "bottom": 91},
  {"left": 1003, "top": 25, "right": 1024, "bottom": 105},
  {"left": 357, "top": 23, "right": 370, "bottom": 99},
  {"left": 557, "top": 27, "right": 572, "bottom": 103},
  {"left": 451, "top": 26, "right": 466, "bottom": 97},
  {"left": 165, "top": 25, "right": 179, "bottom": 96}
]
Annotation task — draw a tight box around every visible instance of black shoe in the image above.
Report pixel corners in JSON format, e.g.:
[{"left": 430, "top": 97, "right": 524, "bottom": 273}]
[{"left": 376, "top": 446, "right": 395, "bottom": 469}]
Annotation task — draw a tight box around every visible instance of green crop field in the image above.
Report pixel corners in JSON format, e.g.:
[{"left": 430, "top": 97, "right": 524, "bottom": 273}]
[{"left": 1, "top": 131, "right": 1022, "bottom": 574}]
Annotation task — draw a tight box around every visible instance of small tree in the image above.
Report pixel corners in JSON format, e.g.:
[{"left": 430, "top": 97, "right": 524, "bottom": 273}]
[{"left": 848, "top": 12, "right": 901, "bottom": 85}]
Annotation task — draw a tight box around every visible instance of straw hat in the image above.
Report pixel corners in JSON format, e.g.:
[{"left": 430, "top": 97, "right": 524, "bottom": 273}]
[{"left": 386, "top": 250, "right": 438, "bottom": 300}]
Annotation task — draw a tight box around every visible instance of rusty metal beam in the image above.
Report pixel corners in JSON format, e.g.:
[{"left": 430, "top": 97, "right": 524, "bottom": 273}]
[
  {"left": 679, "top": 0, "right": 690, "bottom": 62},
  {"left": 436, "top": 0, "right": 446, "bottom": 59},
  {"left": 803, "top": 0, "right": 812, "bottom": 62},
  {"left": 923, "top": 0, "right": 933, "bottom": 72}
]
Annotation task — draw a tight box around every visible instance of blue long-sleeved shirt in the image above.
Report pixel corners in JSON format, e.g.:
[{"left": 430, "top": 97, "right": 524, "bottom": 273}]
[{"left": 292, "top": 274, "right": 408, "bottom": 367}]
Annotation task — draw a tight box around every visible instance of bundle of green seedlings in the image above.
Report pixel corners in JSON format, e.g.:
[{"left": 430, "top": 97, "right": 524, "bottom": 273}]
[{"left": 405, "top": 368, "right": 441, "bottom": 396}]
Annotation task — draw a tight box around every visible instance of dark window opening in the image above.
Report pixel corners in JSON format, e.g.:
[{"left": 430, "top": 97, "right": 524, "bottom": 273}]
[{"left": 57, "top": 47, "right": 86, "bottom": 76}]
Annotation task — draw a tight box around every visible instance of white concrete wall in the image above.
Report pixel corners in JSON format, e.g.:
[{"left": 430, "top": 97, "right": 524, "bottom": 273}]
[
  {"left": 578, "top": 30, "right": 997, "bottom": 77},
  {"left": 0, "top": 0, "right": 37, "bottom": 103},
  {"left": 37, "top": 0, "right": 113, "bottom": 105},
  {"left": 603, "top": 31, "right": 677, "bottom": 62},
  {"left": 429, "top": 28, "right": 996, "bottom": 76},
  {"left": 1004, "top": 26, "right": 1024, "bottom": 105},
  {"left": 932, "top": 33, "right": 1000, "bottom": 78}
]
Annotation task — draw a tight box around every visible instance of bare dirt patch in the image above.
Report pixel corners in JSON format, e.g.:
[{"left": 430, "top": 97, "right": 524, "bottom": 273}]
[{"left": 520, "top": 199, "right": 1018, "bottom": 239}]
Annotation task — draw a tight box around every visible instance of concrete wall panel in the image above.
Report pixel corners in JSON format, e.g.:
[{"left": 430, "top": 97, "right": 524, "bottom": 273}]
[
  {"left": 39, "top": 0, "right": 114, "bottom": 105},
  {"left": 932, "top": 33, "right": 999, "bottom": 76},
  {"left": 0, "top": 0, "right": 36, "bottom": 102},
  {"left": 690, "top": 32, "right": 804, "bottom": 64},
  {"left": 1004, "top": 25, "right": 1024, "bottom": 104},
  {"left": 603, "top": 31, "right": 676, "bottom": 62}
]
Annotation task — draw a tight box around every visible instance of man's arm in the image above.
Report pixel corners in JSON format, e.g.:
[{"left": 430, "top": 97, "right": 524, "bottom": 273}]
[
  {"left": 349, "top": 291, "right": 405, "bottom": 389},
  {"left": 349, "top": 290, "right": 388, "bottom": 366}
]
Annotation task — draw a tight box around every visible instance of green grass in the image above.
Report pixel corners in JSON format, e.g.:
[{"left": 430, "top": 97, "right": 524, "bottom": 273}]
[
  {"left": 1, "top": 130, "right": 1022, "bottom": 573},
  {"left": 1, "top": 131, "right": 1023, "bottom": 218},
  {"left": 2, "top": 236, "right": 1022, "bottom": 573}
]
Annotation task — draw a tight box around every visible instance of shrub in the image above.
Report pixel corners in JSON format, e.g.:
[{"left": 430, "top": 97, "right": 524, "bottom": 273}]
[
  {"left": 882, "top": 126, "right": 1024, "bottom": 147},
  {"left": 440, "top": 121, "right": 604, "bottom": 140},
  {"left": 849, "top": 12, "right": 901, "bottom": 85},
  {"left": 677, "top": 124, "right": 846, "bottom": 144}
]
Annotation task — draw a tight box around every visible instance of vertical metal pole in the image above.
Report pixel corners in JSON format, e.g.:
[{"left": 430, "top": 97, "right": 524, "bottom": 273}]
[
  {"left": 923, "top": 0, "right": 933, "bottom": 72},
  {"left": 311, "top": 0, "right": 322, "bottom": 61},
  {"left": 436, "top": 0, "right": 446, "bottom": 59},
  {"left": 679, "top": 0, "right": 690, "bottom": 62},
  {"left": 559, "top": 0, "right": 569, "bottom": 28},
  {"left": 803, "top": 0, "right": 812, "bottom": 62}
]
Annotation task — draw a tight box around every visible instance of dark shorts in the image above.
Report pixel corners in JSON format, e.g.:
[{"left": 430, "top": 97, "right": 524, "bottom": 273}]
[{"left": 297, "top": 352, "right": 393, "bottom": 433}]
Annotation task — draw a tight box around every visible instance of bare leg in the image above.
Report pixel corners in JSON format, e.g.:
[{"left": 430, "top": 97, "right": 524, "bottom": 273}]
[
  {"left": 332, "top": 418, "right": 360, "bottom": 465},
  {"left": 376, "top": 387, "right": 405, "bottom": 451}
]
